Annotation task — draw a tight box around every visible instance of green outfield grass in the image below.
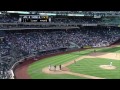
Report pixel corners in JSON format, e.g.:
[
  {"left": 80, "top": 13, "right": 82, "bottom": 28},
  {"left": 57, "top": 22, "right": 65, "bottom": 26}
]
[
  {"left": 68, "top": 58, "right": 120, "bottom": 79},
  {"left": 97, "top": 46, "right": 120, "bottom": 53},
  {"left": 28, "top": 45, "right": 120, "bottom": 79}
]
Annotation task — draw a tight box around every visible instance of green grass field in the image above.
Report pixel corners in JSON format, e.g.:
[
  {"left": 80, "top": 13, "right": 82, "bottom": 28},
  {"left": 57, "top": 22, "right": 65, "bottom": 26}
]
[
  {"left": 28, "top": 54, "right": 86, "bottom": 79},
  {"left": 28, "top": 46, "right": 120, "bottom": 79},
  {"left": 68, "top": 58, "right": 120, "bottom": 79}
]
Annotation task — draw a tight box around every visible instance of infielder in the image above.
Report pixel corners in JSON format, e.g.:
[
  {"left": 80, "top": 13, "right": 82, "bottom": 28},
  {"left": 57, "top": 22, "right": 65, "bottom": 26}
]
[{"left": 49, "top": 65, "right": 51, "bottom": 71}]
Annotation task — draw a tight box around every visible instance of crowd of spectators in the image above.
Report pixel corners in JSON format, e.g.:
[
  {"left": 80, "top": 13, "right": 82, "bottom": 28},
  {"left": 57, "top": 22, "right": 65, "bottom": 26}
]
[
  {"left": 0, "top": 15, "right": 18, "bottom": 23},
  {"left": 1, "top": 26, "right": 120, "bottom": 79},
  {"left": 51, "top": 17, "right": 102, "bottom": 24}
]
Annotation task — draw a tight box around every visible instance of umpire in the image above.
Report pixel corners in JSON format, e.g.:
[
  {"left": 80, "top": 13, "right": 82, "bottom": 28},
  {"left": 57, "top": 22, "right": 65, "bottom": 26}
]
[
  {"left": 59, "top": 65, "right": 62, "bottom": 70},
  {"left": 54, "top": 65, "right": 56, "bottom": 71}
]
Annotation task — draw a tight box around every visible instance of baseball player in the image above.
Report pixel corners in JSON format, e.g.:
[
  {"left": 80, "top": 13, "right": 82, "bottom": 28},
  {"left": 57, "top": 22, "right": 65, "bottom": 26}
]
[
  {"left": 110, "top": 62, "right": 112, "bottom": 66},
  {"left": 49, "top": 65, "right": 51, "bottom": 71}
]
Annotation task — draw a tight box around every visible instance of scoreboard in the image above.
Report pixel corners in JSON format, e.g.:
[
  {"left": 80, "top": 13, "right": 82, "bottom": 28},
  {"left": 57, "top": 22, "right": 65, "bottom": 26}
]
[{"left": 19, "top": 15, "right": 49, "bottom": 22}]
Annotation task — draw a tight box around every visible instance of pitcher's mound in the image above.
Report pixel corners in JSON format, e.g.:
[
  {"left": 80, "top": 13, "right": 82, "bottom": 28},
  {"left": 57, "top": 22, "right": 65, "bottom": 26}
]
[{"left": 99, "top": 65, "right": 116, "bottom": 70}]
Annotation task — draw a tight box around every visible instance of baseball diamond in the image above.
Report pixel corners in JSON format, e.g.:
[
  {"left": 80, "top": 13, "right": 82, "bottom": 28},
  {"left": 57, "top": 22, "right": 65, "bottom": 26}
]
[{"left": 14, "top": 45, "right": 120, "bottom": 79}]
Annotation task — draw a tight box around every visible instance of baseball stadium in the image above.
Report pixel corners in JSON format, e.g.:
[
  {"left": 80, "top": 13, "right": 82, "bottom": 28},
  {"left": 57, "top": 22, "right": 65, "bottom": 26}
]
[{"left": 0, "top": 11, "right": 120, "bottom": 79}]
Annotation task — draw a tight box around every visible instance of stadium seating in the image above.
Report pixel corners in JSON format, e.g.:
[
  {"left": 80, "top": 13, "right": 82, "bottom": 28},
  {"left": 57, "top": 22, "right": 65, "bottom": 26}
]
[{"left": 1, "top": 26, "right": 120, "bottom": 78}]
